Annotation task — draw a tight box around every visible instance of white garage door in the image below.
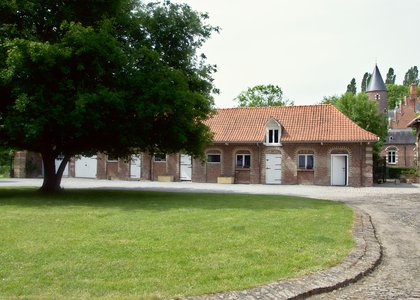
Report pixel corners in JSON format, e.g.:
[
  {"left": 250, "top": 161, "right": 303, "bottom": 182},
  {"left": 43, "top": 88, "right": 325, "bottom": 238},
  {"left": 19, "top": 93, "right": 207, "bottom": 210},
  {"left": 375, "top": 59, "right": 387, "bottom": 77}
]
[{"left": 75, "top": 156, "right": 97, "bottom": 178}]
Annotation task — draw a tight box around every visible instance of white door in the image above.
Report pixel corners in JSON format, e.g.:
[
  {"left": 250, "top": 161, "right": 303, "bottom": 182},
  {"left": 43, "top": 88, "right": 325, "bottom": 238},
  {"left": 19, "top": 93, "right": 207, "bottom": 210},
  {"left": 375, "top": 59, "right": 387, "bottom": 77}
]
[
  {"left": 75, "top": 156, "right": 97, "bottom": 178},
  {"left": 265, "top": 154, "right": 282, "bottom": 184},
  {"left": 331, "top": 155, "right": 348, "bottom": 186},
  {"left": 130, "top": 155, "right": 141, "bottom": 179},
  {"left": 180, "top": 154, "right": 192, "bottom": 181},
  {"left": 55, "top": 157, "right": 69, "bottom": 177}
]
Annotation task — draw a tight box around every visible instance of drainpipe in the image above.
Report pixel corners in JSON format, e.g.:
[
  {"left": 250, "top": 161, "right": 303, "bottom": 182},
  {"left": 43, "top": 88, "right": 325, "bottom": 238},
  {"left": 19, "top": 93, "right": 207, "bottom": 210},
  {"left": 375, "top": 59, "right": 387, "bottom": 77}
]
[{"left": 257, "top": 143, "right": 261, "bottom": 184}]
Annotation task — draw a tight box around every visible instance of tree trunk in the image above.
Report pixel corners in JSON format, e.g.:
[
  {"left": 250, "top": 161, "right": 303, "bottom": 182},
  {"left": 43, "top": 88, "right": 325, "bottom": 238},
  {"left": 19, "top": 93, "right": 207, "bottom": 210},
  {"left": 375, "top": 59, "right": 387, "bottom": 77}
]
[{"left": 39, "top": 152, "right": 69, "bottom": 193}]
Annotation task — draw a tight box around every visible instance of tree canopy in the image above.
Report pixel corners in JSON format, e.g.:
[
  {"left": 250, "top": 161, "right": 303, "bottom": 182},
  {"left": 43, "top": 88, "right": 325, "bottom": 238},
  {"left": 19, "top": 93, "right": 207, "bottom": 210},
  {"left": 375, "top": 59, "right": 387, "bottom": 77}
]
[
  {"left": 361, "top": 72, "right": 371, "bottom": 92},
  {"left": 386, "top": 84, "right": 409, "bottom": 109},
  {"left": 322, "top": 93, "right": 387, "bottom": 153},
  {"left": 346, "top": 78, "right": 357, "bottom": 95},
  {"left": 386, "top": 68, "right": 396, "bottom": 85},
  {"left": 0, "top": 0, "right": 218, "bottom": 191},
  {"left": 234, "top": 84, "right": 293, "bottom": 107},
  {"left": 403, "top": 66, "right": 418, "bottom": 86}
]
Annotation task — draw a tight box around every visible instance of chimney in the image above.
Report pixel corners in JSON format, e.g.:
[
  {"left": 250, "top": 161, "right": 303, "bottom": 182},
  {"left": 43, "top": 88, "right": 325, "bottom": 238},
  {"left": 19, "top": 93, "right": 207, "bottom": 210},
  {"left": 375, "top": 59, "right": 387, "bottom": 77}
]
[{"left": 410, "top": 83, "right": 418, "bottom": 97}]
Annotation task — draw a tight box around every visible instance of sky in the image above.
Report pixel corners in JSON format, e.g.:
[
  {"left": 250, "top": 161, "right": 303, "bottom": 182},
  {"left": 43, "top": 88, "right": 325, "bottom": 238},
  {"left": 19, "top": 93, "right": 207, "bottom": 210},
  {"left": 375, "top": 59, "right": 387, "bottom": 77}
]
[{"left": 171, "top": 0, "right": 419, "bottom": 108}]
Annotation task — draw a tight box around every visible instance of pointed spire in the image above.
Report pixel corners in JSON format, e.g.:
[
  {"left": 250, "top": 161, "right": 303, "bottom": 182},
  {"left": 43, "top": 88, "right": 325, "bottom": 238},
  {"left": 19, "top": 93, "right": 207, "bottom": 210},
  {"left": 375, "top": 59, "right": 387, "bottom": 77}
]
[{"left": 366, "top": 64, "right": 387, "bottom": 92}]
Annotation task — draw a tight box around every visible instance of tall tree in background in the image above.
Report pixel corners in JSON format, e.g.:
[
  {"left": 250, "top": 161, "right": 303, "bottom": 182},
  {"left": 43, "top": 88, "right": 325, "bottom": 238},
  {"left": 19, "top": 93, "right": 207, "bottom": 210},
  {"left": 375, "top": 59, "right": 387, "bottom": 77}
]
[
  {"left": 0, "top": 0, "right": 218, "bottom": 192},
  {"left": 235, "top": 84, "right": 294, "bottom": 107},
  {"left": 346, "top": 78, "right": 357, "bottom": 94},
  {"left": 403, "top": 66, "right": 419, "bottom": 85},
  {"left": 387, "top": 84, "right": 409, "bottom": 109},
  {"left": 322, "top": 93, "right": 387, "bottom": 154},
  {"left": 386, "top": 68, "right": 396, "bottom": 84},
  {"left": 361, "top": 72, "right": 372, "bottom": 92},
  {"left": 336, "top": 93, "right": 387, "bottom": 153}
]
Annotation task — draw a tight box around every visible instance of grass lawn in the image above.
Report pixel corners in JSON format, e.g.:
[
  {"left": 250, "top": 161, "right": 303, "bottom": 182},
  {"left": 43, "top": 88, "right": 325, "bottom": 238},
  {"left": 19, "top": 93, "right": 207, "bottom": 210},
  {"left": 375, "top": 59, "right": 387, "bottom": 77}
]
[{"left": 0, "top": 189, "right": 354, "bottom": 299}]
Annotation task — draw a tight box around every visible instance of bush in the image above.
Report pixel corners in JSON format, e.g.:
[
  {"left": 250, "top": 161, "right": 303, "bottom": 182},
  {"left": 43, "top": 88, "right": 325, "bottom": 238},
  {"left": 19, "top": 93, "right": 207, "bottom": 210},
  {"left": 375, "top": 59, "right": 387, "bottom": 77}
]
[{"left": 387, "top": 166, "right": 417, "bottom": 179}]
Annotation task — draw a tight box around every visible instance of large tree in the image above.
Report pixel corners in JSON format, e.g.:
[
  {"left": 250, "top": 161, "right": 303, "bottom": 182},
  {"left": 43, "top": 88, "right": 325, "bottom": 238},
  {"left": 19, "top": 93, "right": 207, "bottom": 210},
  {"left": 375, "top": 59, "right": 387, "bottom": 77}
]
[
  {"left": 403, "top": 66, "right": 419, "bottom": 86},
  {"left": 346, "top": 78, "right": 357, "bottom": 95},
  {"left": 387, "top": 84, "right": 409, "bottom": 109},
  {"left": 0, "top": 0, "right": 218, "bottom": 192},
  {"left": 334, "top": 93, "right": 387, "bottom": 153},
  {"left": 386, "top": 67, "right": 396, "bottom": 84},
  {"left": 322, "top": 92, "right": 387, "bottom": 154},
  {"left": 361, "top": 72, "right": 371, "bottom": 92},
  {"left": 234, "top": 84, "right": 294, "bottom": 107}
]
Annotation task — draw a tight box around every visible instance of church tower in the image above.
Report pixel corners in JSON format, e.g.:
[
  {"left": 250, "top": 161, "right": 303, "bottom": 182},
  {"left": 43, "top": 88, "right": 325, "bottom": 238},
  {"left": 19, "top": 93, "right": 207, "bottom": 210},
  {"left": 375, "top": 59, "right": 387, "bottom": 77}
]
[{"left": 366, "top": 64, "right": 388, "bottom": 112}]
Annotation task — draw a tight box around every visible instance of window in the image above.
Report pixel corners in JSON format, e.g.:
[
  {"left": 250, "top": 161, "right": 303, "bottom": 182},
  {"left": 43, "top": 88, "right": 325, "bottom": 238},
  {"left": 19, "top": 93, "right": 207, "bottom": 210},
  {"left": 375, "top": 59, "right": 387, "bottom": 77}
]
[
  {"left": 236, "top": 154, "right": 251, "bottom": 168},
  {"left": 375, "top": 94, "right": 380, "bottom": 100},
  {"left": 268, "top": 129, "right": 279, "bottom": 144},
  {"left": 154, "top": 154, "right": 166, "bottom": 162},
  {"left": 387, "top": 149, "right": 396, "bottom": 164},
  {"left": 207, "top": 153, "right": 221, "bottom": 163},
  {"left": 298, "top": 154, "right": 314, "bottom": 170},
  {"left": 265, "top": 118, "right": 281, "bottom": 145}
]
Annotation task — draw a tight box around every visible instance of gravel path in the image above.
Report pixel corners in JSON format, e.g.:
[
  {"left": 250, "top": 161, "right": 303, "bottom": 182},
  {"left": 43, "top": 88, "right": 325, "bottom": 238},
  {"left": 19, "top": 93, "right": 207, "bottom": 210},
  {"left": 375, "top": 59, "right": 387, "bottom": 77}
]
[
  {"left": 309, "top": 192, "right": 420, "bottom": 300},
  {"left": 1, "top": 178, "right": 420, "bottom": 299}
]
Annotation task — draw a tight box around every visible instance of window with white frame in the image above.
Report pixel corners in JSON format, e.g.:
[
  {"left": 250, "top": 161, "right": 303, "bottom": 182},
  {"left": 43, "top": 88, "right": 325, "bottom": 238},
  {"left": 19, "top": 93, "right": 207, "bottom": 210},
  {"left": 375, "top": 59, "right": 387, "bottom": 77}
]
[
  {"left": 298, "top": 154, "right": 314, "bottom": 170},
  {"left": 236, "top": 153, "right": 251, "bottom": 168},
  {"left": 265, "top": 118, "right": 281, "bottom": 145},
  {"left": 387, "top": 148, "right": 396, "bottom": 164}
]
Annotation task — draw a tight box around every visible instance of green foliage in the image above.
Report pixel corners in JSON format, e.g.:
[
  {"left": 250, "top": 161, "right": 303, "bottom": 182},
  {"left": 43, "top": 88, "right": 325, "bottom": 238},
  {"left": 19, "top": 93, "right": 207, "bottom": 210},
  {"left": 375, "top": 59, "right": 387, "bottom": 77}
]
[
  {"left": 0, "top": 0, "right": 218, "bottom": 191},
  {"left": 361, "top": 72, "right": 371, "bottom": 92},
  {"left": 235, "top": 84, "right": 294, "bottom": 107},
  {"left": 0, "top": 189, "right": 353, "bottom": 299},
  {"left": 403, "top": 66, "right": 418, "bottom": 86},
  {"left": 346, "top": 78, "right": 356, "bottom": 94},
  {"left": 387, "top": 166, "right": 417, "bottom": 179},
  {"left": 0, "top": 149, "right": 13, "bottom": 177},
  {"left": 387, "top": 84, "right": 410, "bottom": 109},
  {"left": 320, "top": 95, "right": 339, "bottom": 105},
  {"left": 334, "top": 93, "right": 388, "bottom": 153},
  {"left": 386, "top": 67, "right": 396, "bottom": 84}
]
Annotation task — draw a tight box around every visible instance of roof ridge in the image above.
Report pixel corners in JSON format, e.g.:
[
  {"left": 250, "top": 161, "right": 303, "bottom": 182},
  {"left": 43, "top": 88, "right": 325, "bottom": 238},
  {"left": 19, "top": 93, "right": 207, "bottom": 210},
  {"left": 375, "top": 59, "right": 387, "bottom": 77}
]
[{"left": 215, "top": 104, "right": 333, "bottom": 111}]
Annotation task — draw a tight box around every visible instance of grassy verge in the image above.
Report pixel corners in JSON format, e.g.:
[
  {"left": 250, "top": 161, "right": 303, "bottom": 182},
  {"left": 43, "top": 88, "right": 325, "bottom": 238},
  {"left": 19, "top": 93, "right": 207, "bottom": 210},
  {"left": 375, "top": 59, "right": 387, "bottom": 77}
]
[{"left": 0, "top": 189, "right": 354, "bottom": 299}]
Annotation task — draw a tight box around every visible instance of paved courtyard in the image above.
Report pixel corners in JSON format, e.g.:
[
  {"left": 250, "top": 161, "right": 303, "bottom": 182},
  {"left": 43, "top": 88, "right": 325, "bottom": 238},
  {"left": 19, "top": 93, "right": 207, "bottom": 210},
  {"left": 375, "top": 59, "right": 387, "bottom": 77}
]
[{"left": 1, "top": 178, "right": 420, "bottom": 299}]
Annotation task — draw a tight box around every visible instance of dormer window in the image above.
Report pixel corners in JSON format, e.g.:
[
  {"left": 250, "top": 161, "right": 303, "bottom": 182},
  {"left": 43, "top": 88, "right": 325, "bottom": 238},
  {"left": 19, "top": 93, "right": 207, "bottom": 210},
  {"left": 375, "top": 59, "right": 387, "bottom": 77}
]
[
  {"left": 268, "top": 129, "right": 279, "bottom": 143},
  {"left": 264, "top": 118, "right": 281, "bottom": 146}
]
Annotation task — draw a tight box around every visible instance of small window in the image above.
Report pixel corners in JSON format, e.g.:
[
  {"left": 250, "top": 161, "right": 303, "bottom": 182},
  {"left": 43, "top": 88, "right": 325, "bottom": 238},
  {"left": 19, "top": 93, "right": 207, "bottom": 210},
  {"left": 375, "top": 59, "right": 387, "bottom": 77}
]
[
  {"left": 207, "top": 153, "right": 221, "bottom": 163},
  {"left": 387, "top": 149, "right": 396, "bottom": 164},
  {"left": 236, "top": 154, "right": 251, "bottom": 168},
  {"left": 375, "top": 94, "right": 380, "bottom": 100},
  {"left": 154, "top": 154, "right": 166, "bottom": 162},
  {"left": 298, "top": 154, "right": 314, "bottom": 170},
  {"left": 268, "top": 129, "right": 279, "bottom": 144}
]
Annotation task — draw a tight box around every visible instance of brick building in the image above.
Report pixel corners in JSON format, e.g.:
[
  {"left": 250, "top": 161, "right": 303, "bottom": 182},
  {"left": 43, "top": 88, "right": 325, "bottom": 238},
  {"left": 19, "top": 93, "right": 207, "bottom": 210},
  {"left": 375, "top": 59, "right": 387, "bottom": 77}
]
[
  {"left": 14, "top": 104, "right": 378, "bottom": 187},
  {"left": 366, "top": 65, "right": 419, "bottom": 167}
]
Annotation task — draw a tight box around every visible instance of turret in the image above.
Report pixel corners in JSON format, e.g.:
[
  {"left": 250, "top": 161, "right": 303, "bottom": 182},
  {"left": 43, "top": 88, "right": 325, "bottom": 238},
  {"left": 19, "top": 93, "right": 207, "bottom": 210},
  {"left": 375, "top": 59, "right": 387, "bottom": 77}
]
[{"left": 366, "top": 65, "right": 388, "bottom": 113}]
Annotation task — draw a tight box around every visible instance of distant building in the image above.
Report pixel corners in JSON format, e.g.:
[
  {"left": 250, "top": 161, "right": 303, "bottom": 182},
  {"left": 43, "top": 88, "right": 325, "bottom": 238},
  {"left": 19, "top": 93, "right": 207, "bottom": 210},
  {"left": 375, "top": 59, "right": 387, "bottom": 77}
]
[{"left": 367, "top": 65, "right": 419, "bottom": 167}]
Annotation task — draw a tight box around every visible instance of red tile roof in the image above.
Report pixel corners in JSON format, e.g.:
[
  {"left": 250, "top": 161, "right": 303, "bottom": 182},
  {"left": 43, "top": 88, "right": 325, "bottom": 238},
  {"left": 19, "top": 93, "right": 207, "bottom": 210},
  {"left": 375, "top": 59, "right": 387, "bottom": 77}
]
[{"left": 205, "top": 104, "right": 378, "bottom": 143}]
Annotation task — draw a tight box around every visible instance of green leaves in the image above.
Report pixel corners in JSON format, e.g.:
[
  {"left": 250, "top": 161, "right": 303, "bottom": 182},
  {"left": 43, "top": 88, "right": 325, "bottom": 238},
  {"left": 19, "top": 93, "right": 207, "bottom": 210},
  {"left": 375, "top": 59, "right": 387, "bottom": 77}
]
[
  {"left": 334, "top": 93, "right": 388, "bottom": 153},
  {"left": 235, "top": 84, "right": 294, "bottom": 107},
  {"left": 0, "top": 0, "right": 217, "bottom": 164}
]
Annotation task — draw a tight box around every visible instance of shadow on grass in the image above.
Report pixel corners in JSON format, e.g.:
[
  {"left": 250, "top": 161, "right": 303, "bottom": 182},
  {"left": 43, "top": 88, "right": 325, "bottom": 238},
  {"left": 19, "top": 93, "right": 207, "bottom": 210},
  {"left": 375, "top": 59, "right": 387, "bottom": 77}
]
[{"left": 0, "top": 188, "right": 340, "bottom": 212}]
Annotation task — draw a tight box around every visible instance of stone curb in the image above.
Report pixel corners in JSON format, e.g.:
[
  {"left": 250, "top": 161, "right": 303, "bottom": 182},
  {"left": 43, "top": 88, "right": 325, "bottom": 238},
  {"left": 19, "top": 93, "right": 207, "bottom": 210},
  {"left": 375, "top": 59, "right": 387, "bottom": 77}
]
[{"left": 185, "top": 209, "right": 383, "bottom": 300}]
